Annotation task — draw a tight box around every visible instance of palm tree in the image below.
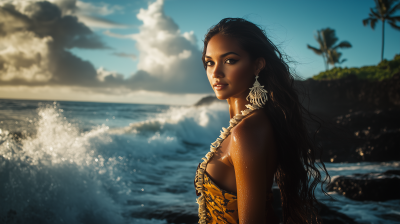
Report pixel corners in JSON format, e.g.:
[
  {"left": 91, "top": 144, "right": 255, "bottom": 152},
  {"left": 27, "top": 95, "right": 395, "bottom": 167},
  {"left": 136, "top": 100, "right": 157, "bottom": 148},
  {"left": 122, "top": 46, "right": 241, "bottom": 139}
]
[
  {"left": 307, "top": 28, "right": 352, "bottom": 71},
  {"left": 363, "top": 0, "right": 400, "bottom": 61}
]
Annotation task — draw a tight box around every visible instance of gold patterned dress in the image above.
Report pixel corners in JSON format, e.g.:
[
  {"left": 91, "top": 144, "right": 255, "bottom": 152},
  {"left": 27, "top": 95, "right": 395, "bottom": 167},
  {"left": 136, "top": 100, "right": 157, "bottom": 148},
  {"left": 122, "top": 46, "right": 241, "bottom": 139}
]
[
  {"left": 195, "top": 163, "right": 273, "bottom": 224},
  {"left": 202, "top": 170, "right": 239, "bottom": 224}
]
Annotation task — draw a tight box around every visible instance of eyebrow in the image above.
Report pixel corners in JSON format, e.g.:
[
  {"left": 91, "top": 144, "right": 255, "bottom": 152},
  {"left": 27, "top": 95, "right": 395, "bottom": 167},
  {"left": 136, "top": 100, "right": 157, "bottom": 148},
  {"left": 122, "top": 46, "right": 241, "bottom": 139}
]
[{"left": 205, "top": 51, "right": 240, "bottom": 58}]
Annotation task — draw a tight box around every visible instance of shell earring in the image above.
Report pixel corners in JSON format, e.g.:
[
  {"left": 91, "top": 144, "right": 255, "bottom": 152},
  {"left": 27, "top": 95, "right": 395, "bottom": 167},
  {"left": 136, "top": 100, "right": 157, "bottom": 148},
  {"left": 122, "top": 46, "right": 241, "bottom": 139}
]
[{"left": 246, "top": 74, "right": 268, "bottom": 108}]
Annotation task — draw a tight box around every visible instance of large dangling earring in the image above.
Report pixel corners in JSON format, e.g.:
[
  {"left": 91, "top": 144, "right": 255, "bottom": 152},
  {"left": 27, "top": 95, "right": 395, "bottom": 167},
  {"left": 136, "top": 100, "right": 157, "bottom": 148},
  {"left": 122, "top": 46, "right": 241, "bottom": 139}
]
[{"left": 246, "top": 74, "right": 268, "bottom": 108}]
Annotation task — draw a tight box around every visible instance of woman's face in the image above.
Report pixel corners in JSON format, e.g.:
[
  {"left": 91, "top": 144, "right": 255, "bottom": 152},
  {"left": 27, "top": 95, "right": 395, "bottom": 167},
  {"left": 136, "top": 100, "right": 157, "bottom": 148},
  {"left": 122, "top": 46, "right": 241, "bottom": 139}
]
[{"left": 205, "top": 34, "right": 257, "bottom": 100}]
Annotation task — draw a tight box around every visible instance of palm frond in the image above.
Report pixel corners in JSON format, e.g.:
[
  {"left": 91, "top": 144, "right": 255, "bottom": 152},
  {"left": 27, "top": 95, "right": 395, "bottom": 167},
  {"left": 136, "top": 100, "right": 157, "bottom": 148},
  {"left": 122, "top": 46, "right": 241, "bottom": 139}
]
[
  {"left": 363, "top": 17, "right": 378, "bottom": 29},
  {"left": 371, "top": 18, "right": 378, "bottom": 29},
  {"left": 370, "top": 8, "right": 383, "bottom": 19},
  {"left": 388, "top": 2, "right": 400, "bottom": 15},
  {"left": 363, "top": 18, "right": 371, "bottom": 26},
  {"left": 307, "top": 45, "right": 323, "bottom": 55},
  {"left": 334, "top": 41, "right": 352, "bottom": 49},
  {"left": 388, "top": 21, "right": 400, "bottom": 30},
  {"left": 387, "top": 16, "right": 400, "bottom": 22}
]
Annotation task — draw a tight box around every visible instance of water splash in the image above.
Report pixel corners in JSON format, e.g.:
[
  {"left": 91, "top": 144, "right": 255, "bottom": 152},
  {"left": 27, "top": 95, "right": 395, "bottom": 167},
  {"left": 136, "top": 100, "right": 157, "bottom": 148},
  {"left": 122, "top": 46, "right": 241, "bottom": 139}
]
[
  {"left": 0, "top": 103, "right": 123, "bottom": 224},
  {"left": 111, "top": 102, "right": 229, "bottom": 145}
]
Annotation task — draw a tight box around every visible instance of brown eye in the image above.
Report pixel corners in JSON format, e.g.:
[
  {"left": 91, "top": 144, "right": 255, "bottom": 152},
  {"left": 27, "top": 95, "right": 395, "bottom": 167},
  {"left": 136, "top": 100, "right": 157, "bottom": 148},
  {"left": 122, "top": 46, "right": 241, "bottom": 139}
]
[
  {"left": 206, "top": 61, "right": 213, "bottom": 66},
  {"left": 226, "top": 59, "right": 237, "bottom": 64}
]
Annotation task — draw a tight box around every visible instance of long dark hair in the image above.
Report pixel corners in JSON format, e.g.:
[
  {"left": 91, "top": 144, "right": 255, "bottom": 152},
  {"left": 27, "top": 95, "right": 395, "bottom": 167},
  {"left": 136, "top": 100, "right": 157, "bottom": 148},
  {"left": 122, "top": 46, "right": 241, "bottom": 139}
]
[{"left": 202, "top": 18, "right": 330, "bottom": 223}]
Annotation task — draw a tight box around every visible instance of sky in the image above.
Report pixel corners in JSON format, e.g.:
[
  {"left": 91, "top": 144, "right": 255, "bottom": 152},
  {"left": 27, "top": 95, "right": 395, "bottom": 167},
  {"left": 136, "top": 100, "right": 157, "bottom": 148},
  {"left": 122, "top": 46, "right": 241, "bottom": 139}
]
[{"left": 0, "top": 0, "right": 399, "bottom": 105}]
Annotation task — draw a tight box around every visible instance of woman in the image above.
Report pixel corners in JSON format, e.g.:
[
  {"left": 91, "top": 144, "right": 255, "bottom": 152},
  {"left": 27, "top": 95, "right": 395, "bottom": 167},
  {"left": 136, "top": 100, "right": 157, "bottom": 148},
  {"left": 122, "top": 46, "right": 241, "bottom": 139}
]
[{"left": 194, "top": 18, "right": 330, "bottom": 224}]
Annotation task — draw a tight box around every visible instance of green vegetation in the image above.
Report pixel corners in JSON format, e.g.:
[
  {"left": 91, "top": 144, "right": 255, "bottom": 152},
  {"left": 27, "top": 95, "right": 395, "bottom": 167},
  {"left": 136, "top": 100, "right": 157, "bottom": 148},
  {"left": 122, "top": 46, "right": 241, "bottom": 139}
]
[{"left": 312, "top": 54, "right": 400, "bottom": 81}]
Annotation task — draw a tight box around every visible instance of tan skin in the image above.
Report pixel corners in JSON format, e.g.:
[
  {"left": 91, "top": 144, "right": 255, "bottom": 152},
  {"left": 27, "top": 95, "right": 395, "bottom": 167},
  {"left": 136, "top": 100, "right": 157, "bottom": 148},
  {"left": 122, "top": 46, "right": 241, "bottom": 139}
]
[{"left": 204, "top": 33, "right": 279, "bottom": 224}]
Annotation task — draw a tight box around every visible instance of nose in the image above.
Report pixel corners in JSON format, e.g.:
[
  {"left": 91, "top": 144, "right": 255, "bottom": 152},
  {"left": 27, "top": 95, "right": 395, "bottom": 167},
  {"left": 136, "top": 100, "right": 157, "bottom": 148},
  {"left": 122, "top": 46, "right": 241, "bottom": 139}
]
[{"left": 209, "top": 62, "right": 224, "bottom": 78}]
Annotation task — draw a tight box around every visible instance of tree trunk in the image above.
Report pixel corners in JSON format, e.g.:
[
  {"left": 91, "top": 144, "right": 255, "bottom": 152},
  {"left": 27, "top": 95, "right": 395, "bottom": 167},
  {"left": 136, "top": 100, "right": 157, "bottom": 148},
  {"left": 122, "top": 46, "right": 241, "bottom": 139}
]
[
  {"left": 322, "top": 53, "right": 328, "bottom": 71},
  {"left": 381, "top": 20, "right": 385, "bottom": 62}
]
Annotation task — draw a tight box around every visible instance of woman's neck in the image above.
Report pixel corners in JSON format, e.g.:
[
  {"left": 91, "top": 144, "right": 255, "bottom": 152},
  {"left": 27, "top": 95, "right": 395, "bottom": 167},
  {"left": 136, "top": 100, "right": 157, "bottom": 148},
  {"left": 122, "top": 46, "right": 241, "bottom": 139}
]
[{"left": 226, "top": 96, "right": 250, "bottom": 119}]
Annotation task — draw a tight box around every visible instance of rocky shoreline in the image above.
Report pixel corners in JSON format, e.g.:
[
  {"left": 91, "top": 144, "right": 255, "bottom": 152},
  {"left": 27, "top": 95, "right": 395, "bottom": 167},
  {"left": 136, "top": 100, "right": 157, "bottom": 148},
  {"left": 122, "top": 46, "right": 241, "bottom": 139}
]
[{"left": 326, "top": 170, "right": 400, "bottom": 201}]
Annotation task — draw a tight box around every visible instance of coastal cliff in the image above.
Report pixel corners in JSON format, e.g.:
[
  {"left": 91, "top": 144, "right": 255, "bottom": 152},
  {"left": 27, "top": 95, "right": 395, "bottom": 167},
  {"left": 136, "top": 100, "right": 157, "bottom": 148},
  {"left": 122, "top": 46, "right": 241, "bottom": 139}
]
[{"left": 298, "top": 73, "right": 400, "bottom": 162}]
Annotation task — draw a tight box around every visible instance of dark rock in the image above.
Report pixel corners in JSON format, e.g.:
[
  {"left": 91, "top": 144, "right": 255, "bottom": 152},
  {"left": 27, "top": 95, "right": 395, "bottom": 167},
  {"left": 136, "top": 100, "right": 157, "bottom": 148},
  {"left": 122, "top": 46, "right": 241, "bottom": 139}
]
[
  {"left": 384, "top": 170, "right": 400, "bottom": 175},
  {"left": 316, "top": 108, "right": 400, "bottom": 162},
  {"left": 326, "top": 170, "right": 400, "bottom": 201},
  {"left": 194, "top": 96, "right": 224, "bottom": 107},
  {"left": 294, "top": 74, "right": 400, "bottom": 163},
  {"left": 2, "top": 209, "right": 17, "bottom": 224}
]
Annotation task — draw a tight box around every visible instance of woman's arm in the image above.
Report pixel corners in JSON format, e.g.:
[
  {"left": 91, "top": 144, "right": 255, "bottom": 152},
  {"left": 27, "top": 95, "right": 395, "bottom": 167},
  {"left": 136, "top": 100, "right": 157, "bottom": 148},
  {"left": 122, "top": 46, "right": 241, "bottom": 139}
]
[{"left": 230, "top": 113, "right": 278, "bottom": 224}]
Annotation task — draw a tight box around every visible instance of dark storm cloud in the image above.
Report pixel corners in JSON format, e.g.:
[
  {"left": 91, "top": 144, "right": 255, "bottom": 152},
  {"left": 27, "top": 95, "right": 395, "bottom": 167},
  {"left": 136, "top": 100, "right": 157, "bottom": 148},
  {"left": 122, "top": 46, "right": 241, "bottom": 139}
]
[
  {"left": 2, "top": 2, "right": 108, "bottom": 49},
  {"left": 0, "top": 1, "right": 108, "bottom": 87}
]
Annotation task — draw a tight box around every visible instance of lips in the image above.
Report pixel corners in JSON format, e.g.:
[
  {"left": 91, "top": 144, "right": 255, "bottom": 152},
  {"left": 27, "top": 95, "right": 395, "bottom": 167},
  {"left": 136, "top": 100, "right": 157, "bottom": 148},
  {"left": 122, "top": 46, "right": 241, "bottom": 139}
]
[{"left": 213, "top": 82, "right": 228, "bottom": 90}]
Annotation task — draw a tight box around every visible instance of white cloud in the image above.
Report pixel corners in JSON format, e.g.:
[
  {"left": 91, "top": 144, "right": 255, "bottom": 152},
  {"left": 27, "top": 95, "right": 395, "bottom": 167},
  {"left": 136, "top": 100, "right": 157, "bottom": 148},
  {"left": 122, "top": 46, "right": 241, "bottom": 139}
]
[
  {"left": 125, "top": 0, "right": 210, "bottom": 92},
  {"left": 133, "top": 0, "right": 195, "bottom": 75},
  {"left": 96, "top": 67, "right": 124, "bottom": 82},
  {"left": 182, "top": 30, "right": 197, "bottom": 45},
  {"left": 103, "top": 0, "right": 211, "bottom": 93}
]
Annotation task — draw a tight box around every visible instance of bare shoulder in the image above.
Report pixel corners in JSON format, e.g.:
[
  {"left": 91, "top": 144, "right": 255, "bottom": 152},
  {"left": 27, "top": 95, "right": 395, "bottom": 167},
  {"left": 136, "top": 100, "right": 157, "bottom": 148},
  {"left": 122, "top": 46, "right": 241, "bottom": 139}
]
[
  {"left": 231, "top": 109, "right": 274, "bottom": 148},
  {"left": 230, "top": 109, "right": 276, "bottom": 160},
  {"left": 229, "top": 109, "right": 278, "bottom": 223}
]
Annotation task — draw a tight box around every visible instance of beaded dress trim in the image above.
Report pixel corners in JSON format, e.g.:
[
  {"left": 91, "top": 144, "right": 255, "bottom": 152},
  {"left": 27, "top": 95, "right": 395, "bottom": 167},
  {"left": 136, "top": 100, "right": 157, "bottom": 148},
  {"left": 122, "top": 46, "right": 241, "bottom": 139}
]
[{"left": 194, "top": 103, "right": 261, "bottom": 224}]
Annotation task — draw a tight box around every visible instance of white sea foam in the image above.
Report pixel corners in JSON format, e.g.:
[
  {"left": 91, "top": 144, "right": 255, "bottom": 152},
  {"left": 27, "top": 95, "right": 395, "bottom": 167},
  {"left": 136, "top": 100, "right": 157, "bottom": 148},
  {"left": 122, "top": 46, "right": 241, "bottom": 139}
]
[
  {"left": 0, "top": 103, "right": 124, "bottom": 223},
  {"left": 109, "top": 101, "right": 229, "bottom": 145},
  {"left": 327, "top": 162, "right": 400, "bottom": 173}
]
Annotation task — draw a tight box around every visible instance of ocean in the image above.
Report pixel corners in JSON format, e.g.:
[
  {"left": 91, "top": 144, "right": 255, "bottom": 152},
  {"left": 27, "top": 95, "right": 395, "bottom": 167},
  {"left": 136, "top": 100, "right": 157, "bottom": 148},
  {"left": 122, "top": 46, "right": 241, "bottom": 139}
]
[{"left": 0, "top": 99, "right": 399, "bottom": 224}]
